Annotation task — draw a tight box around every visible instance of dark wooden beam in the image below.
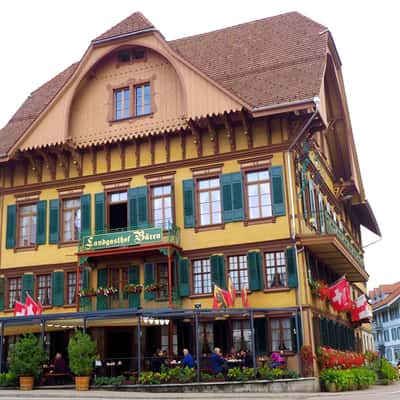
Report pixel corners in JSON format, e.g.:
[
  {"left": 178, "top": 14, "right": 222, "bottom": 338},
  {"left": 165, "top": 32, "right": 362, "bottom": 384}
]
[
  {"left": 37, "top": 150, "right": 56, "bottom": 180},
  {"left": 164, "top": 134, "right": 170, "bottom": 163},
  {"left": 189, "top": 120, "right": 202, "bottom": 157},
  {"left": 223, "top": 112, "right": 235, "bottom": 152},
  {"left": 207, "top": 118, "right": 219, "bottom": 154},
  {"left": 240, "top": 111, "right": 253, "bottom": 149},
  {"left": 90, "top": 147, "right": 97, "bottom": 175},
  {"left": 118, "top": 142, "right": 126, "bottom": 170}
]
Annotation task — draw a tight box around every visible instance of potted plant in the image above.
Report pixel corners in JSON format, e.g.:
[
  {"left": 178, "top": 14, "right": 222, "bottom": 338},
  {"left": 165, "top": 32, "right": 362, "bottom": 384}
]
[
  {"left": 9, "top": 333, "right": 46, "bottom": 390},
  {"left": 67, "top": 330, "right": 97, "bottom": 391}
]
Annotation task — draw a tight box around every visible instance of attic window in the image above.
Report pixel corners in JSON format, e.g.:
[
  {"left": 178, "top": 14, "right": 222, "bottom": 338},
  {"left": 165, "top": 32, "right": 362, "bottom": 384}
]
[{"left": 117, "top": 48, "right": 146, "bottom": 63}]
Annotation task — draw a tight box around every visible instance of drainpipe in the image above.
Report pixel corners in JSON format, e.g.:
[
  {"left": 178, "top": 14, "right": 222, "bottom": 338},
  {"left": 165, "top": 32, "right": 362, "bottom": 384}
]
[{"left": 286, "top": 96, "right": 320, "bottom": 373}]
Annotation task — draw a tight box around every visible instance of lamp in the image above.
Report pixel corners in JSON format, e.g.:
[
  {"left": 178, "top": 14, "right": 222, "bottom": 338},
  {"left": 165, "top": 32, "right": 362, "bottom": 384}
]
[{"left": 194, "top": 303, "right": 202, "bottom": 309}]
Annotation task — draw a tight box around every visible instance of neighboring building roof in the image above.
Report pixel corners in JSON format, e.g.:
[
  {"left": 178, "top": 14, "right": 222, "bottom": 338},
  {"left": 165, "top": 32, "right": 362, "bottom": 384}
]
[
  {"left": 371, "top": 282, "right": 400, "bottom": 310},
  {"left": 0, "top": 11, "right": 329, "bottom": 157},
  {"left": 93, "top": 11, "right": 155, "bottom": 42}
]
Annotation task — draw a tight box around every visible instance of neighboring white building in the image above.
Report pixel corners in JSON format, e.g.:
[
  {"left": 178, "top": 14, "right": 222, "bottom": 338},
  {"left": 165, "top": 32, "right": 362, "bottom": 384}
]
[{"left": 370, "top": 282, "right": 400, "bottom": 365}]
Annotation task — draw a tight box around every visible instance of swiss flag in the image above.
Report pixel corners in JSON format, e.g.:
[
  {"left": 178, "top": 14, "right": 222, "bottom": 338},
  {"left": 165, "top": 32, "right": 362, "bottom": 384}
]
[
  {"left": 328, "top": 276, "right": 352, "bottom": 312},
  {"left": 351, "top": 295, "right": 372, "bottom": 322},
  {"left": 14, "top": 301, "right": 27, "bottom": 316},
  {"left": 25, "top": 294, "right": 41, "bottom": 316}
]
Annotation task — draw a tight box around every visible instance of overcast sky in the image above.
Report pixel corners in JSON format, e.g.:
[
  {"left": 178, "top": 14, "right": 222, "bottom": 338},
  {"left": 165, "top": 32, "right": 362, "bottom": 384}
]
[{"left": 0, "top": 0, "right": 398, "bottom": 290}]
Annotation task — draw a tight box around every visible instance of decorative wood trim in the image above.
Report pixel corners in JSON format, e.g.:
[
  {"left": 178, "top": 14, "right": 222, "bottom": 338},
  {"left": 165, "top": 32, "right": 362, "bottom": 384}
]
[
  {"left": 180, "top": 131, "right": 186, "bottom": 160},
  {"left": 14, "top": 191, "right": 41, "bottom": 201},
  {"left": 37, "top": 150, "right": 56, "bottom": 180},
  {"left": 223, "top": 112, "right": 235, "bottom": 152},
  {"left": 57, "top": 185, "right": 85, "bottom": 194},
  {"left": 105, "top": 145, "right": 111, "bottom": 172},
  {"left": 52, "top": 149, "right": 69, "bottom": 179},
  {"left": 207, "top": 118, "right": 219, "bottom": 154},
  {"left": 102, "top": 177, "right": 132, "bottom": 190},
  {"left": 145, "top": 171, "right": 176, "bottom": 182},
  {"left": 240, "top": 111, "right": 253, "bottom": 149},
  {"left": 190, "top": 163, "right": 224, "bottom": 175},
  {"left": 25, "top": 154, "right": 43, "bottom": 182},
  {"left": 90, "top": 147, "right": 97, "bottom": 175},
  {"left": 238, "top": 154, "right": 273, "bottom": 167},
  {"left": 1, "top": 143, "right": 290, "bottom": 195},
  {"left": 134, "top": 139, "right": 140, "bottom": 168},
  {"left": 266, "top": 119, "right": 272, "bottom": 145},
  {"left": 189, "top": 120, "right": 202, "bottom": 157},
  {"left": 9, "top": 163, "right": 15, "bottom": 187},
  {"left": 164, "top": 134, "right": 170, "bottom": 163},
  {"left": 148, "top": 135, "right": 155, "bottom": 165}
]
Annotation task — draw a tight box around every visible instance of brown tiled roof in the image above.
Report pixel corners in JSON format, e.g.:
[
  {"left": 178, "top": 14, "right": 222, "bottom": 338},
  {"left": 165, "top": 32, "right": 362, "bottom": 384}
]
[
  {"left": 372, "top": 283, "right": 400, "bottom": 310},
  {"left": 94, "top": 11, "right": 154, "bottom": 42},
  {"left": 169, "top": 12, "right": 328, "bottom": 108},
  {"left": 0, "top": 62, "right": 78, "bottom": 155},
  {"left": 0, "top": 11, "right": 329, "bottom": 156}
]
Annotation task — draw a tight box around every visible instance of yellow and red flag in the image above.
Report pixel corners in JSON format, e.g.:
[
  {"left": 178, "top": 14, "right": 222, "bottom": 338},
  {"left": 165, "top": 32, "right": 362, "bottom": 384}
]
[
  {"left": 241, "top": 286, "right": 249, "bottom": 308},
  {"left": 227, "top": 275, "right": 236, "bottom": 306},
  {"left": 212, "top": 284, "right": 229, "bottom": 309}
]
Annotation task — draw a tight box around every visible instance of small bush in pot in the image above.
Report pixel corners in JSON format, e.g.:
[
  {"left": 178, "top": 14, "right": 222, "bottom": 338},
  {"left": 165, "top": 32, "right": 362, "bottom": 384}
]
[
  {"left": 67, "top": 330, "right": 97, "bottom": 391},
  {"left": 9, "top": 333, "right": 46, "bottom": 390}
]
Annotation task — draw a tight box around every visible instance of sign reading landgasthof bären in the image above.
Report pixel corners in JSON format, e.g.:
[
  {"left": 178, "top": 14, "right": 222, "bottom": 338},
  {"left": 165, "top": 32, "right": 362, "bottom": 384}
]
[{"left": 82, "top": 227, "right": 162, "bottom": 251}]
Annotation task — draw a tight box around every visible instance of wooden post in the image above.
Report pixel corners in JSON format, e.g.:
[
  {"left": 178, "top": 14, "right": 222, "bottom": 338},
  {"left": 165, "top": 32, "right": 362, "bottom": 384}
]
[
  {"left": 76, "top": 262, "right": 81, "bottom": 312},
  {"left": 167, "top": 247, "right": 173, "bottom": 308}
]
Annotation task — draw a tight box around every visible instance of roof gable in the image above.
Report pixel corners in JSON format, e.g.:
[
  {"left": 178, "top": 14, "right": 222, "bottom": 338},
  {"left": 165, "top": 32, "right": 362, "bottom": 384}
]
[{"left": 94, "top": 12, "right": 155, "bottom": 42}]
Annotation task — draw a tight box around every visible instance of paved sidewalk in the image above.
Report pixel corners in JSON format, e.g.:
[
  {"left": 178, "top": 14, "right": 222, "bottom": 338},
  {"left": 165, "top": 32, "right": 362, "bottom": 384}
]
[{"left": 0, "top": 382, "right": 399, "bottom": 400}]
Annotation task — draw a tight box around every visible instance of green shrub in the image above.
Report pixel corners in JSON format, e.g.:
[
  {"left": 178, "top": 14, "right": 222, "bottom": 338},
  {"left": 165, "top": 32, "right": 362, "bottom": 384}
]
[
  {"left": 215, "top": 372, "right": 224, "bottom": 380},
  {"left": 283, "top": 370, "right": 299, "bottom": 379},
  {"left": 379, "top": 358, "right": 398, "bottom": 382},
  {"left": 200, "top": 372, "right": 213, "bottom": 382},
  {"left": 67, "top": 330, "right": 97, "bottom": 377},
  {"left": 227, "top": 367, "right": 244, "bottom": 381},
  {"left": 320, "top": 367, "right": 377, "bottom": 391},
  {"left": 242, "top": 367, "right": 255, "bottom": 380},
  {"left": 9, "top": 333, "right": 46, "bottom": 378},
  {"left": 0, "top": 371, "right": 17, "bottom": 387},
  {"left": 138, "top": 371, "right": 153, "bottom": 385}
]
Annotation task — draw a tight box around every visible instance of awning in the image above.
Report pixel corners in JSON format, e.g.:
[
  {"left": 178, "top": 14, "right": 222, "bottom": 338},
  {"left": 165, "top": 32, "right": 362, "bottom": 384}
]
[{"left": 352, "top": 200, "right": 381, "bottom": 237}]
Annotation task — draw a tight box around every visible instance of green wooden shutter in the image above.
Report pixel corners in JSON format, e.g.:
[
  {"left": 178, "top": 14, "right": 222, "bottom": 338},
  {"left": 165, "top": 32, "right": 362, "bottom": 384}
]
[
  {"left": 308, "top": 180, "right": 317, "bottom": 228},
  {"left": 247, "top": 251, "right": 263, "bottom": 291},
  {"left": 52, "top": 271, "right": 64, "bottom": 306},
  {"left": 183, "top": 179, "right": 195, "bottom": 228},
  {"left": 128, "top": 265, "right": 140, "bottom": 308},
  {"left": 79, "top": 268, "right": 90, "bottom": 309},
  {"left": 254, "top": 317, "right": 268, "bottom": 354},
  {"left": 95, "top": 193, "right": 105, "bottom": 234},
  {"left": 285, "top": 246, "right": 298, "bottom": 288},
  {"left": 128, "top": 187, "right": 148, "bottom": 229},
  {"left": 270, "top": 166, "right": 286, "bottom": 216},
  {"left": 178, "top": 258, "right": 190, "bottom": 297},
  {"left": 49, "top": 199, "right": 60, "bottom": 244},
  {"left": 291, "top": 315, "right": 303, "bottom": 352},
  {"left": 144, "top": 262, "right": 156, "bottom": 300},
  {"left": 300, "top": 171, "right": 308, "bottom": 220},
  {"left": 221, "top": 172, "right": 244, "bottom": 223},
  {"left": 22, "top": 273, "right": 34, "bottom": 303},
  {"left": 0, "top": 277, "right": 5, "bottom": 311},
  {"left": 210, "top": 255, "right": 226, "bottom": 289},
  {"left": 80, "top": 194, "right": 91, "bottom": 238},
  {"left": 6, "top": 205, "right": 16, "bottom": 249},
  {"left": 36, "top": 200, "right": 47, "bottom": 245},
  {"left": 97, "top": 269, "right": 108, "bottom": 310}
]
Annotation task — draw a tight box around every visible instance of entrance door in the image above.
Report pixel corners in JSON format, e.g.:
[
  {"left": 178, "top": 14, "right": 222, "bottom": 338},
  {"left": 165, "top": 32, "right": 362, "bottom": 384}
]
[
  {"left": 50, "top": 330, "right": 70, "bottom": 362},
  {"left": 177, "top": 321, "right": 193, "bottom": 354},
  {"left": 106, "top": 328, "right": 133, "bottom": 371}
]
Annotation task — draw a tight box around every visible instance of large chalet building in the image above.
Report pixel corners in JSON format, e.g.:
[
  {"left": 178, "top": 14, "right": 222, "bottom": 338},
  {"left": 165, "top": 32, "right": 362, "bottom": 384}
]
[{"left": 0, "top": 11, "right": 379, "bottom": 374}]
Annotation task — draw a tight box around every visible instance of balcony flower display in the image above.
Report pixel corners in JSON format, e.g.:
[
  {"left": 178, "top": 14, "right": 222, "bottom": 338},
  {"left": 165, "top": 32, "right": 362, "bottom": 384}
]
[
  {"left": 96, "top": 286, "right": 119, "bottom": 296},
  {"left": 144, "top": 283, "right": 164, "bottom": 293},
  {"left": 309, "top": 280, "right": 330, "bottom": 300},
  {"left": 123, "top": 284, "right": 143, "bottom": 294},
  {"left": 78, "top": 288, "right": 97, "bottom": 298},
  {"left": 317, "top": 346, "right": 365, "bottom": 369}
]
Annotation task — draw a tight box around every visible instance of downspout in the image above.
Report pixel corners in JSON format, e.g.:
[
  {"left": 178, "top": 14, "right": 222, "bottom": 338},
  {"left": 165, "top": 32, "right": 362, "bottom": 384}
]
[{"left": 286, "top": 96, "right": 320, "bottom": 372}]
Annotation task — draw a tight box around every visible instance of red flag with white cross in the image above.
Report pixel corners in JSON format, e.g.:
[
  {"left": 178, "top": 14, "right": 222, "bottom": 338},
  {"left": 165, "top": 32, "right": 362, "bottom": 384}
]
[
  {"left": 351, "top": 295, "right": 372, "bottom": 322},
  {"left": 14, "top": 301, "right": 27, "bottom": 316},
  {"left": 328, "top": 276, "right": 352, "bottom": 312}
]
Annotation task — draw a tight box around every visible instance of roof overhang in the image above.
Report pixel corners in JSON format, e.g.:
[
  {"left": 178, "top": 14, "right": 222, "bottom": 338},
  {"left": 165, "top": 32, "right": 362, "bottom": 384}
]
[
  {"left": 300, "top": 234, "right": 369, "bottom": 282},
  {"left": 352, "top": 200, "right": 381, "bottom": 236}
]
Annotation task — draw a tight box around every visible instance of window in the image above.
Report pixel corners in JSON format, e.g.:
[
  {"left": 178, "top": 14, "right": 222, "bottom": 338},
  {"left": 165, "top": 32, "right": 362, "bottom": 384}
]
[
  {"left": 228, "top": 255, "right": 248, "bottom": 291},
  {"left": 265, "top": 251, "right": 288, "bottom": 288},
  {"left": 66, "top": 271, "right": 83, "bottom": 305},
  {"left": 151, "top": 185, "right": 173, "bottom": 229},
  {"left": 109, "top": 267, "right": 129, "bottom": 301},
  {"left": 18, "top": 204, "right": 37, "bottom": 247},
  {"left": 117, "top": 48, "right": 145, "bottom": 63},
  {"left": 384, "top": 330, "right": 390, "bottom": 341},
  {"left": 62, "top": 198, "right": 81, "bottom": 242},
  {"left": 192, "top": 259, "right": 212, "bottom": 294},
  {"left": 232, "top": 320, "right": 252, "bottom": 351},
  {"left": 397, "top": 327, "right": 400, "bottom": 340},
  {"left": 392, "top": 328, "right": 397, "bottom": 341},
  {"left": 386, "top": 348, "right": 392, "bottom": 361},
  {"left": 108, "top": 191, "right": 128, "bottom": 231},
  {"left": 135, "top": 83, "right": 151, "bottom": 116},
  {"left": 114, "top": 87, "right": 131, "bottom": 120},
  {"left": 199, "top": 322, "right": 214, "bottom": 354},
  {"left": 8, "top": 277, "right": 22, "bottom": 308},
  {"left": 271, "top": 318, "right": 293, "bottom": 351},
  {"left": 245, "top": 170, "right": 272, "bottom": 219},
  {"left": 156, "top": 263, "right": 169, "bottom": 299},
  {"left": 37, "top": 274, "right": 51, "bottom": 306},
  {"left": 198, "top": 178, "right": 221, "bottom": 226}
]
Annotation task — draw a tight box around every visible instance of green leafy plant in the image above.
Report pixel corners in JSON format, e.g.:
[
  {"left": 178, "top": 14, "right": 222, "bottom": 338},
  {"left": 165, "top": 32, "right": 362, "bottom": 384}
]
[
  {"left": 0, "top": 371, "right": 17, "bottom": 387},
  {"left": 378, "top": 358, "right": 398, "bottom": 382},
  {"left": 227, "top": 367, "right": 244, "bottom": 381},
  {"left": 200, "top": 372, "right": 213, "bottom": 382},
  {"left": 242, "top": 367, "right": 255, "bottom": 380},
  {"left": 9, "top": 333, "right": 46, "bottom": 377},
  {"left": 138, "top": 371, "right": 153, "bottom": 385},
  {"left": 320, "top": 367, "right": 377, "bottom": 391},
  {"left": 258, "top": 366, "right": 274, "bottom": 380},
  {"left": 283, "top": 370, "right": 299, "bottom": 379},
  {"left": 215, "top": 372, "right": 224, "bottom": 380},
  {"left": 109, "top": 375, "right": 125, "bottom": 386},
  {"left": 67, "top": 330, "right": 97, "bottom": 376}
]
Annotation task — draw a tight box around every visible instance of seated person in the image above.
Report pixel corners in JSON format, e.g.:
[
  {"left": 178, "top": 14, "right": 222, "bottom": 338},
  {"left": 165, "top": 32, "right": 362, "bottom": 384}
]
[
  {"left": 94, "top": 353, "right": 103, "bottom": 377},
  {"left": 53, "top": 353, "right": 67, "bottom": 373},
  {"left": 269, "top": 351, "right": 285, "bottom": 369},
  {"left": 210, "top": 347, "right": 226, "bottom": 374},
  {"left": 182, "top": 348, "right": 195, "bottom": 368},
  {"left": 239, "top": 349, "right": 253, "bottom": 368}
]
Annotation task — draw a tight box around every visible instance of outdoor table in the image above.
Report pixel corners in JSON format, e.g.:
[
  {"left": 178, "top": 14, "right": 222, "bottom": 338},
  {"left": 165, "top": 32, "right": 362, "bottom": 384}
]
[{"left": 226, "top": 359, "right": 243, "bottom": 369}]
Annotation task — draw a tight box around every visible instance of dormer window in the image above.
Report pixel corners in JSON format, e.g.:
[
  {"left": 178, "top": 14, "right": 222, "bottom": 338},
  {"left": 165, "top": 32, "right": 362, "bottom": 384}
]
[{"left": 117, "top": 47, "right": 146, "bottom": 63}]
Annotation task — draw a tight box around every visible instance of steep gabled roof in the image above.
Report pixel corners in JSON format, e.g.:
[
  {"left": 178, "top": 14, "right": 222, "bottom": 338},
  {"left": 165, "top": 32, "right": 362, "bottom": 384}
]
[
  {"left": 0, "top": 11, "right": 329, "bottom": 157},
  {"left": 169, "top": 12, "right": 328, "bottom": 108},
  {"left": 372, "top": 282, "right": 400, "bottom": 310},
  {"left": 0, "top": 62, "right": 78, "bottom": 156},
  {"left": 94, "top": 11, "right": 155, "bottom": 42}
]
